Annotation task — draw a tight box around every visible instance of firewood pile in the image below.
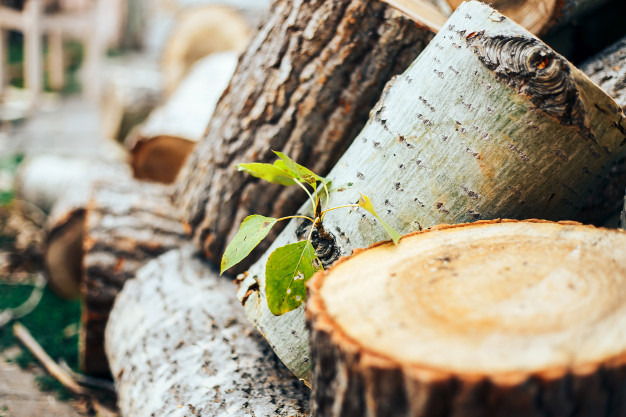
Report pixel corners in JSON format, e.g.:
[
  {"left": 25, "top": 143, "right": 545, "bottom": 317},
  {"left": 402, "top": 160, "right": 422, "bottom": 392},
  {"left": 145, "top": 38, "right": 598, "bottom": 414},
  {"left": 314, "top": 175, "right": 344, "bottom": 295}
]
[{"left": 13, "top": 0, "right": 626, "bottom": 415}]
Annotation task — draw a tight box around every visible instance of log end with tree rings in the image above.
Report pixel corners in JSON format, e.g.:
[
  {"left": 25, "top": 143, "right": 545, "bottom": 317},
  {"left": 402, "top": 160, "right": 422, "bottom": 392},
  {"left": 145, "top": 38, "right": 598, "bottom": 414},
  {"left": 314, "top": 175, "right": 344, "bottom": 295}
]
[{"left": 307, "top": 220, "right": 626, "bottom": 417}]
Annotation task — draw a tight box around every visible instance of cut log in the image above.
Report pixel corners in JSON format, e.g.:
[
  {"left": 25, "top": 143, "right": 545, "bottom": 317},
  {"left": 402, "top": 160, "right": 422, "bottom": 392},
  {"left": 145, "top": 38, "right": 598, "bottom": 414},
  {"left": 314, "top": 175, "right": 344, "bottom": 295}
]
[
  {"left": 307, "top": 220, "right": 626, "bottom": 417},
  {"left": 81, "top": 180, "right": 187, "bottom": 376},
  {"left": 161, "top": 5, "right": 249, "bottom": 94},
  {"left": 173, "top": 0, "right": 436, "bottom": 270},
  {"left": 16, "top": 154, "right": 129, "bottom": 213},
  {"left": 100, "top": 56, "right": 164, "bottom": 144},
  {"left": 126, "top": 52, "right": 238, "bottom": 183},
  {"left": 105, "top": 246, "right": 310, "bottom": 416},
  {"left": 576, "top": 36, "right": 626, "bottom": 225},
  {"left": 38, "top": 158, "right": 130, "bottom": 300},
  {"left": 238, "top": 0, "right": 626, "bottom": 383}
]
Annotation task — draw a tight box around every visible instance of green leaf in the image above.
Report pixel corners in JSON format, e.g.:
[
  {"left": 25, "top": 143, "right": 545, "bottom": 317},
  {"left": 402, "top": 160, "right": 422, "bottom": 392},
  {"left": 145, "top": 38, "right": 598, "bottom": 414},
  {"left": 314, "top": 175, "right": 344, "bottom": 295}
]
[
  {"left": 237, "top": 162, "right": 296, "bottom": 186},
  {"left": 265, "top": 241, "right": 323, "bottom": 316},
  {"left": 221, "top": 215, "right": 278, "bottom": 274},
  {"left": 273, "top": 151, "right": 328, "bottom": 186},
  {"left": 358, "top": 194, "right": 402, "bottom": 245}
]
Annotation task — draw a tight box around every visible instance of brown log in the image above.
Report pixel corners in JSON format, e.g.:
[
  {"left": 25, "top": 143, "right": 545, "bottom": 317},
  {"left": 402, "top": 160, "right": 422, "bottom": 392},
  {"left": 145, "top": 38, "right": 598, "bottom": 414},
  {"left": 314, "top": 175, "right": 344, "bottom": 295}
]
[
  {"left": 80, "top": 180, "right": 187, "bottom": 376},
  {"left": 126, "top": 52, "right": 238, "bottom": 183},
  {"left": 161, "top": 5, "right": 250, "bottom": 94},
  {"left": 173, "top": 0, "right": 435, "bottom": 270},
  {"left": 307, "top": 219, "right": 626, "bottom": 417},
  {"left": 575, "top": 36, "right": 626, "bottom": 225},
  {"left": 40, "top": 158, "right": 130, "bottom": 300}
]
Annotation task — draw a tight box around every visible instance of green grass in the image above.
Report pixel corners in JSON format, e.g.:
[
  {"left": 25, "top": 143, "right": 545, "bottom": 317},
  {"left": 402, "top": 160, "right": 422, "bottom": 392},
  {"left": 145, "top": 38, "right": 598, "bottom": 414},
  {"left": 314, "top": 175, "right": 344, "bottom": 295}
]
[
  {"left": 0, "top": 155, "right": 23, "bottom": 207},
  {"left": 0, "top": 282, "right": 82, "bottom": 400}
]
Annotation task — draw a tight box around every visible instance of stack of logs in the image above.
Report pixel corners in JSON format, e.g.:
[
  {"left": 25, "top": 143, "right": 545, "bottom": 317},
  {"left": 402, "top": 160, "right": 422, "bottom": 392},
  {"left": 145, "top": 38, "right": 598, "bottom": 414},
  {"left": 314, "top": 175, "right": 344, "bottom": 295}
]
[{"left": 31, "top": 0, "right": 626, "bottom": 415}]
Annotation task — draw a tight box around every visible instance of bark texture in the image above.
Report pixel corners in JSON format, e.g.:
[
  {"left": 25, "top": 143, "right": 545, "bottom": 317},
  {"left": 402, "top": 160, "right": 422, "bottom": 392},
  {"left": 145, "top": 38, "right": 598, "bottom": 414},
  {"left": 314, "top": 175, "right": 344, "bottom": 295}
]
[
  {"left": 126, "top": 52, "right": 237, "bottom": 183},
  {"left": 577, "top": 36, "right": 626, "bottom": 225},
  {"left": 307, "top": 220, "right": 626, "bottom": 417},
  {"left": 81, "top": 180, "right": 187, "bottom": 376},
  {"left": 239, "top": 0, "right": 626, "bottom": 383},
  {"left": 173, "top": 0, "right": 434, "bottom": 269},
  {"left": 105, "top": 246, "right": 310, "bottom": 417}
]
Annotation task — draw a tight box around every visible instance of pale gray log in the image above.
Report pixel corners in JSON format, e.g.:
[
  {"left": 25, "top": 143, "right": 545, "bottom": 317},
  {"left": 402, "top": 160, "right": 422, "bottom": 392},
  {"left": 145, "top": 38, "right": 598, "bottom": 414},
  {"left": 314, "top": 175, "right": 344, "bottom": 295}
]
[{"left": 105, "top": 246, "right": 309, "bottom": 417}]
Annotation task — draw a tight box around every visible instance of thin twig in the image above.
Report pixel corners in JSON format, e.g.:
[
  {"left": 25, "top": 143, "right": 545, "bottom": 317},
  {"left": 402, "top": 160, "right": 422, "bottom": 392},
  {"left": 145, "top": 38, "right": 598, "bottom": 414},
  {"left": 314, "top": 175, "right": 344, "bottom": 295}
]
[
  {"left": 12, "top": 322, "right": 86, "bottom": 396},
  {"left": 59, "top": 359, "right": 116, "bottom": 394}
]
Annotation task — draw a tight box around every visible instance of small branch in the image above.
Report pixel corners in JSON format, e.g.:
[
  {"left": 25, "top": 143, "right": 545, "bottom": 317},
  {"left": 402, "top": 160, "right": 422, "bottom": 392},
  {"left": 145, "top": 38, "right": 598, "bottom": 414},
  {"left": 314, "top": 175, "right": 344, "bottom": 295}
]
[
  {"left": 59, "top": 359, "right": 116, "bottom": 394},
  {"left": 13, "top": 322, "right": 86, "bottom": 396}
]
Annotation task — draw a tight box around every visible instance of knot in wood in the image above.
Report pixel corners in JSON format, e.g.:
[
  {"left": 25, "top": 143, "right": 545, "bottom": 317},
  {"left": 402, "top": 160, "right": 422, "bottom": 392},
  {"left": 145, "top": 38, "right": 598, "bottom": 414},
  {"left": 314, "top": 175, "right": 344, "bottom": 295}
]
[
  {"left": 466, "top": 33, "right": 589, "bottom": 135},
  {"left": 296, "top": 220, "right": 340, "bottom": 269}
]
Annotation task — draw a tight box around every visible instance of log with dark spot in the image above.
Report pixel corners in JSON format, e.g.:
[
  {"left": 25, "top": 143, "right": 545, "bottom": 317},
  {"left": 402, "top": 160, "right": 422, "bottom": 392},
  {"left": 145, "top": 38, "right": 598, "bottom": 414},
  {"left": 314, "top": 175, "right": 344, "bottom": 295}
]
[
  {"left": 173, "top": 0, "right": 435, "bottom": 270},
  {"left": 81, "top": 180, "right": 187, "bottom": 376}
]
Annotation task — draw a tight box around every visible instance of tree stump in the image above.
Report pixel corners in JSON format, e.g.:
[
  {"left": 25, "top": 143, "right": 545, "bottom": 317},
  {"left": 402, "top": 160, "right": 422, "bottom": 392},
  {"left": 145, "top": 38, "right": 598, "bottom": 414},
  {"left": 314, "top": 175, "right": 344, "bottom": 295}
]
[
  {"left": 126, "top": 52, "right": 238, "bottom": 183},
  {"left": 239, "top": 0, "right": 626, "bottom": 383},
  {"left": 105, "top": 246, "right": 310, "bottom": 416},
  {"left": 307, "top": 219, "right": 626, "bottom": 417},
  {"left": 81, "top": 180, "right": 187, "bottom": 376},
  {"left": 173, "top": 0, "right": 436, "bottom": 270}
]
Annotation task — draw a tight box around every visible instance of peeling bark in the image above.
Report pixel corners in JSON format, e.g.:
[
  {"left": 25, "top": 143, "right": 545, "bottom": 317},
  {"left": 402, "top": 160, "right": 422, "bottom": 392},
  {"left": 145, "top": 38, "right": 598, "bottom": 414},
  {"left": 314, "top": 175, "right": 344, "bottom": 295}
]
[
  {"left": 173, "top": 0, "right": 434, "bottom": 270},
  {"left": 81, "top": 180, "right": 187, "bottom": 376},
  {"left": 239, "top": 1, "right": 626, "bottom": 383},
  {"left": 105, "top": 247, "right": 310, "bottom": 417},
  {"left": 308, "top": 220, "right": 626, "bottom": 417}
]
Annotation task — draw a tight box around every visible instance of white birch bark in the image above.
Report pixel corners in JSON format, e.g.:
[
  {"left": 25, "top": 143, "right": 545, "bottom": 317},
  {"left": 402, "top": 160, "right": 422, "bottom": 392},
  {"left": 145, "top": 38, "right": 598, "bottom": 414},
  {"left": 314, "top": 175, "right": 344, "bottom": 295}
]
[
  {"left": 105, "top": 246, "right": 309, "bottom": 417},
  {"left": 238, "top": 0, "right": 626, "bottom": 383}
]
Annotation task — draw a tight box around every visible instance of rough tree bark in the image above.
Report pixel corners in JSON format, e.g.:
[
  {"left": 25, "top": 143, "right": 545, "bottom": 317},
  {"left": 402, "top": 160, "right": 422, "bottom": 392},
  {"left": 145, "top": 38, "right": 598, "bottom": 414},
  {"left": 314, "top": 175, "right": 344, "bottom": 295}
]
[
  {"left": 307, "top": 220, "right": 626, "bottom": 416},
  {"left": 173, "top": 0, "right": 435, "bottom": 270},
  {"left": 576, "top": 36, "right": 626, "bottom": 225},
  {"left": 81, "top": 180, "right": 187, "bottom": 376},
  {"left": 105, "top": 246, "right": 310, "bottom": 417},
  {"left": 238, "top": 0, "right": 626, "bottom": 383},
  {"left": 126, "top": 52, "right": 237, "bottom": 183}
]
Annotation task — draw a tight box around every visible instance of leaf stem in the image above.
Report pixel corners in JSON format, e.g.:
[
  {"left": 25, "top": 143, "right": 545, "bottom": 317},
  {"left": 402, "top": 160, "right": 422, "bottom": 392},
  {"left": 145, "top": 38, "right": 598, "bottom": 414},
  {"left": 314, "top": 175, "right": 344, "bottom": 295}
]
[
  {"left": 322, "top": 181, "right": 330, "bottom": 210},
  {"left": 277, "top": 215, "right": 316, "bottom": 223},
  {"left": 320, "top": 204, "right": 359, "bottom": 217},
  {"left": 294, "top": 178, "right": 317, "bottom": 212}
]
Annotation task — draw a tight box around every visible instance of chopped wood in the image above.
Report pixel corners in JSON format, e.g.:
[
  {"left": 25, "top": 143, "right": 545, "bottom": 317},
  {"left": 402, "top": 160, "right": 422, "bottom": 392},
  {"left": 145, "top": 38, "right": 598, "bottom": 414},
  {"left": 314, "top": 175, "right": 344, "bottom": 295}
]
[
  {"left": 105, "top": 246, "right": 309, "bottom": 416},
  {"left": 13, "top": 322, "right": 86, "bottom": 396},
  {"left": 307, "top": 220, "right": 626, "bottom": 416},
  {"left": 239, "top": 0, "right": 626, "bottom": 383},
  {"left": 126, "top": 52, "right": 237, "bottom": 183},
  {"left": 80, "top": 180, "right": 187, "bottom": 377}
]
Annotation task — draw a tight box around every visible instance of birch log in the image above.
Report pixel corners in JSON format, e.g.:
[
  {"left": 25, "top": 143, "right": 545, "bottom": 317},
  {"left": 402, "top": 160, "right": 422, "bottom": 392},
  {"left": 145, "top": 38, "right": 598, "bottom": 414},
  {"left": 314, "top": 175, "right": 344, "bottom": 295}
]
[
  {"left": 576, "top": 36, "right": 626, "bottom": 225},
  {"left": 105, "top": 246, "right": 310, "bottom": 417},
  {"left": 126, "top": 52, "right": 237, "bottom": 183},
  {"left": 238, "top": 0, "right": 626, "bottom": 383},
  {"left": 173, "top": 0, "right": 435, "bottom": 270},
  {"left": 307, "top": 220, "right": 626, "bottom": 417},
  {"left": 81, "top": 180, "right": 187, "bottom": 376}
]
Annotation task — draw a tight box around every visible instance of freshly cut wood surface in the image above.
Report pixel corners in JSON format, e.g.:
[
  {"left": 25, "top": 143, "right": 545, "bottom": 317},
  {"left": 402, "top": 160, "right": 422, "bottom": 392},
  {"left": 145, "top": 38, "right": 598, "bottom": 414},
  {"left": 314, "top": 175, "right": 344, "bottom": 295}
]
[
  {"left": 127, "top": 52, "right": 237, "bottom": 183},
  {"left": 81, "top": 180, "right": 187, "bottom": 376},
  {"left": 105, "top": 246, "right": 309, "bottom": 417},
  {"left": 307, "top": 220, "right": 626, "bottom": 417},
  {"left": 239, "top": 0, "right": 626, "bottom": 383},
  {"left": 161, "top": 5, "right": 249, "bottom": 94},
  {"left": 173, "top": 0, "right": 435, "bottom": 270}
]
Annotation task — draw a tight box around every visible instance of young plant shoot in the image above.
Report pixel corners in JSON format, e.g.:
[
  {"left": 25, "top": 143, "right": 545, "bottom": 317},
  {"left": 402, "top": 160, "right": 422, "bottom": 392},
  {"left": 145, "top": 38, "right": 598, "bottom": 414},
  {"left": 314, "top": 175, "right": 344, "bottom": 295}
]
[{"left": 221, "top": 151, "right": 400, "bottom": 316}]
